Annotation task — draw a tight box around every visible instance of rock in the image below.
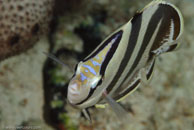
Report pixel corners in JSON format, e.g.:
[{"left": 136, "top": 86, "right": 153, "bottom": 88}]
[{"left": 0, "top": 37, "right": 52, "bottom": 129}]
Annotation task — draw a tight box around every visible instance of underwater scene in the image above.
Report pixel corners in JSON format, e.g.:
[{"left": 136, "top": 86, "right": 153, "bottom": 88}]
[{"left": 0, "top": 0, "right": 193, "bottom": 130}]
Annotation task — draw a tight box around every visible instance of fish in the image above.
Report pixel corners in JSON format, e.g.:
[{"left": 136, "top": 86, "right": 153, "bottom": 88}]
[{"left": 46, "top": 0, "right": 184, "bottom": 121}]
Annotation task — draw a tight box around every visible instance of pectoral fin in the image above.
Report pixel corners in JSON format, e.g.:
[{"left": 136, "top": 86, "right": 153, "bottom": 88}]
[
  {"left": 82, "top": 108, "right": 92, "bottom": 123},
  {"left": 103, "top": 91, "right": 130, "bottom": 122},
  {"left": 43, "top": 52, "right": 72, "bottom": 71}
]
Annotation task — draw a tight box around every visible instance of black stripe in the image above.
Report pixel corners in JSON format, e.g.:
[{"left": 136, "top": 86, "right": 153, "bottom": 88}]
[
  {"left": 121, "top": 5, "right": 165, "bottom": 87},
  {"left": 76, "top": 30, "right": 123, "bottom": 105},
  {"left": 75, "top": 78, "right": 102, "bottom": 105},
  {"left": 116, "top": 5, "right": 178, "bottom": 100},
  {"left": 165, "top": 4, "right": 181, "bottom": 40},
  {"left": 115, "top": 79, "right": 140, "bottom": 101},
  {"left": 83, "top": 31, "right": 123, "bottom": 63},
  {"left": 115, "top": 59, "right": 154, "bottom": 101},
  {"left": 115, "top": 59, "right": 155, "bottom": 100},
  {"left": 146, "top": 59, "right": 155, "bottom": 80},
  {"left": 151, "top": 4, "right": 180, "bottom": 52},
  {"left": 106, "top": 12, "right": 143, "bottom": 93},
  {"left": 100, "top": 31, "right": 123, "bottom": 75},
  {"left": 166, "top": 44, "right": 178, "bottom": 52}
]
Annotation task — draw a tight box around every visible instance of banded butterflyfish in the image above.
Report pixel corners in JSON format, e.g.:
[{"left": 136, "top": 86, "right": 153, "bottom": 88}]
[{"left": 46, "top": 1, "right": 184, "bottom": 121}]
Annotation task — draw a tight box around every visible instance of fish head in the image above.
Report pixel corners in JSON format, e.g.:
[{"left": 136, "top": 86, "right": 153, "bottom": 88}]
[{"left": 67, "top": 62, "right": 102, "bottom": 108}]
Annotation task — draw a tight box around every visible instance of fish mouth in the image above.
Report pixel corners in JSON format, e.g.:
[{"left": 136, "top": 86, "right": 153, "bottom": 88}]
[{"left": 67, "top": 83, "right": 80, "bottom": 104}]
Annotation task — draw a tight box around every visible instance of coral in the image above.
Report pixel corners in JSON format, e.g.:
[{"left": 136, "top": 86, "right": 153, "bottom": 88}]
[{"left": 0, "top": 0, "right": 54, "bottom": 60}]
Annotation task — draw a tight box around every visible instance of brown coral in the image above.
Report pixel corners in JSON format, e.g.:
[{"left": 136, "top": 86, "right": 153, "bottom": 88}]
[{"left": 0, "top": 0, "right": 54, "bottom": 60}]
